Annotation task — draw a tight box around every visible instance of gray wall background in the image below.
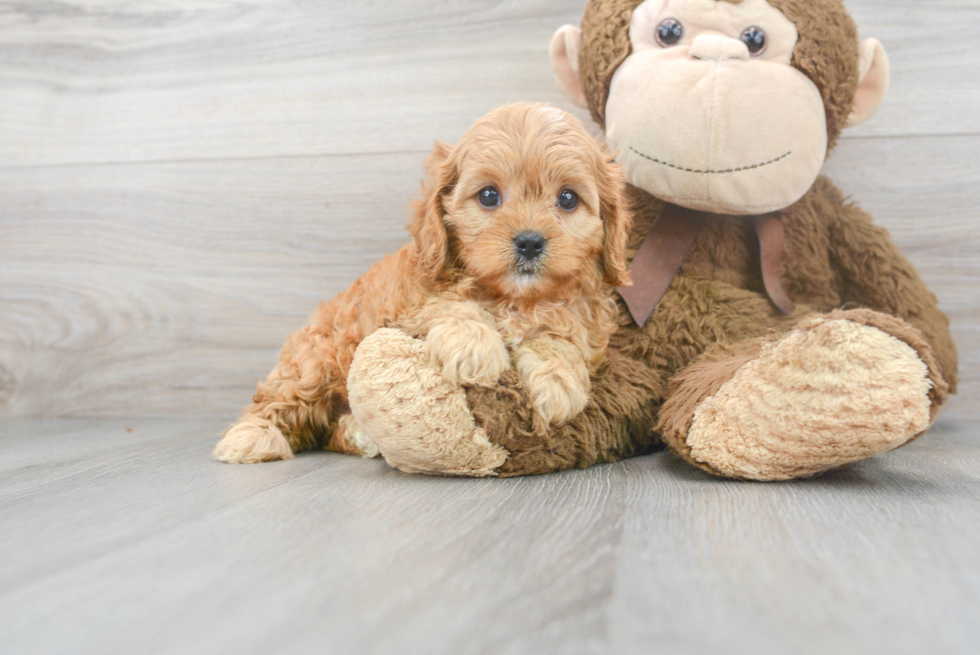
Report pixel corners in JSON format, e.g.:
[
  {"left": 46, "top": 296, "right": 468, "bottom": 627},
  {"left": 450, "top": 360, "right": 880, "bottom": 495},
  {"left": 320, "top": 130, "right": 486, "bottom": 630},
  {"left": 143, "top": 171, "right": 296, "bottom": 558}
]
[{"left": 1, "top": 0, "right": 978, "bottom": 420}]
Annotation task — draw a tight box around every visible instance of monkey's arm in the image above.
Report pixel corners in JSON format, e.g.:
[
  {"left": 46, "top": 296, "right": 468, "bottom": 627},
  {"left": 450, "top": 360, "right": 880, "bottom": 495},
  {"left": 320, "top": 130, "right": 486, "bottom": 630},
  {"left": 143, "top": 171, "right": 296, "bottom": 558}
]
[
  {"left": 829, "top": 201, "right": 958, "bottom": 391},
  {"left": 467, "top": 328, "right": 666, "bottom": 477},
  {"left": 347, "top": 324, "right": 664, "bottom": 477}
]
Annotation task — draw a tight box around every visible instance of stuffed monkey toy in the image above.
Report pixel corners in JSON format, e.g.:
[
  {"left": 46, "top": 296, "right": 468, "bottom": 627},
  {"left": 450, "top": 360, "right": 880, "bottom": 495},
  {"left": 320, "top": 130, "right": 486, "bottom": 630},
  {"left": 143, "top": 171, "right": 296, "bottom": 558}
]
[{"left": 347, "top": 0, "right": 958, "bottom": 481}]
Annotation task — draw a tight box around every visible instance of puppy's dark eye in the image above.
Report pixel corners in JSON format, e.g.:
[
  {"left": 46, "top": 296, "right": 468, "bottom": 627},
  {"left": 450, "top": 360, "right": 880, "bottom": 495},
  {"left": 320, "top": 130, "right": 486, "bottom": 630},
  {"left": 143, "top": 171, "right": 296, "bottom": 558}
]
[
  {"left": 656, "top": 18, "right": 684, "bottom": 47},
  {"left": 478, "top": 186, "right": 501, "bottom": 208},
  {"left": 558, "top": 189, "right": 579, "bottom": 211},
  {"left": 740, "top": 26, "right": 767, "bottom": 55}
]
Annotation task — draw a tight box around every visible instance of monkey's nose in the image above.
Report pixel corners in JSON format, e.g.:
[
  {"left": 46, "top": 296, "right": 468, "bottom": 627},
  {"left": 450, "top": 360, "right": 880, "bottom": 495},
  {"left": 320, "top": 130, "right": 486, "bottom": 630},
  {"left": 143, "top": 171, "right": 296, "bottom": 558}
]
[
  {"left": 690, "top": 34, "right": 750, "bottom": 61},
  {"left": 514, "top": 231, "right": 546, "bottom": 260}
]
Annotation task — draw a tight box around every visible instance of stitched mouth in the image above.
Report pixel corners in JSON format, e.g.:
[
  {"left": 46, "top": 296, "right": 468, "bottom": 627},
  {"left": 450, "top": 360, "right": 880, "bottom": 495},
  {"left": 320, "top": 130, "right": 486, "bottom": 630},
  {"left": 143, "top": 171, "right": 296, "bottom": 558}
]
[{"left": 629, "top": 147, "right": 792, "bottom": 174}]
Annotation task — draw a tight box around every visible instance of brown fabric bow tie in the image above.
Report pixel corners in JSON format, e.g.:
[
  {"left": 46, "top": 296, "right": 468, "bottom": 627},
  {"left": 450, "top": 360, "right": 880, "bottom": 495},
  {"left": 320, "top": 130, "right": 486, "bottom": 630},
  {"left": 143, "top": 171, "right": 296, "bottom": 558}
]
[{"left": 617, "top": 204, "right": 796, "bottom": 327}]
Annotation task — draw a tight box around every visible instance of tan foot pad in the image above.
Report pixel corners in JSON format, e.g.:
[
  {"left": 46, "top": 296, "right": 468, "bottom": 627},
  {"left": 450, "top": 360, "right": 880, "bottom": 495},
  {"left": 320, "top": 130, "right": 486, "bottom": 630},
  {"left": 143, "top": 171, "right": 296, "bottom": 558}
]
[
  {"left": 347, "top": 328, "right": 509, "bottom": 477},
  {"left": 687, "top": 319, "right": 933, "bottom": 480}
]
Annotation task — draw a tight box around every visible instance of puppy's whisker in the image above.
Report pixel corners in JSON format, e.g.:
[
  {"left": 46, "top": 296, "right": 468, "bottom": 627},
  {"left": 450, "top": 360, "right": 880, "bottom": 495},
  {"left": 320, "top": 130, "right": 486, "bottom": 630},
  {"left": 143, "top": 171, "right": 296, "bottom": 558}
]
[{"left": 513, "top": 256, "right": 543, "bottom": 276}]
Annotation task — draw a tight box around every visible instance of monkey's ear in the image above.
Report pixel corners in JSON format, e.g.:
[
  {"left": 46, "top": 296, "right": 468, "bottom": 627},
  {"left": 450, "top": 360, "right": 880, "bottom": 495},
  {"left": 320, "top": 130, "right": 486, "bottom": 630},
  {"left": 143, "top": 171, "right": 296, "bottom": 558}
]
[
  {"left": 409, "top": 140, "right": 456, "bottom": 280},
  {"left": 846, "top": 38, "right": 890, "bottom": 128},
  {"left": 550, "top": 25, "right": 588, "bottom": 109}
]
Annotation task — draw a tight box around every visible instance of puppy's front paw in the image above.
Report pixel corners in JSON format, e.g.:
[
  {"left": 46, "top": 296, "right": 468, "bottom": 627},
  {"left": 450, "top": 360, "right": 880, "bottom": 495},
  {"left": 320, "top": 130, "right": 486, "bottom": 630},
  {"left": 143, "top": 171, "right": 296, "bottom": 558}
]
[
  {"left": 426, "top": 320, "right": 510, "bottom": 386},
  {"left": 515, "top": 348, "right": 590, "bottom": 426}
]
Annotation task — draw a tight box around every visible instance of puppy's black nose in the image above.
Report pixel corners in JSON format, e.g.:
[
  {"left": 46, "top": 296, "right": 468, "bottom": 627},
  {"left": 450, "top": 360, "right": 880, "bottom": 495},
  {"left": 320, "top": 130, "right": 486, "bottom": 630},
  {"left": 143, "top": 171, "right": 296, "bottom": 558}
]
[{"left": 514, "top": 231, "right": 546, "bottom": 260}]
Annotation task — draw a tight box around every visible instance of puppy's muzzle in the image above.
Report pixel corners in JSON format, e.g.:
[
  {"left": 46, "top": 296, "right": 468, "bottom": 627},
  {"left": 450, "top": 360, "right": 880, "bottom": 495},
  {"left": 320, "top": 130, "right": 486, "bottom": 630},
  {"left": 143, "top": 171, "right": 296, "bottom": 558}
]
[{"left": 513, "top": 231, "right": 546, "bottom": 264}]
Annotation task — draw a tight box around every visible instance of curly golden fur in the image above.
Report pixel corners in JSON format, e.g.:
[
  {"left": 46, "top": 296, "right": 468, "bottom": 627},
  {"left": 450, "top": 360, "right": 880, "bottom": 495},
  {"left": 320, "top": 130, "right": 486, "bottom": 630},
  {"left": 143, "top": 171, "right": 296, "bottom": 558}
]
[{"left": 213, "top": 102, "right": 632, "bottom": 463}]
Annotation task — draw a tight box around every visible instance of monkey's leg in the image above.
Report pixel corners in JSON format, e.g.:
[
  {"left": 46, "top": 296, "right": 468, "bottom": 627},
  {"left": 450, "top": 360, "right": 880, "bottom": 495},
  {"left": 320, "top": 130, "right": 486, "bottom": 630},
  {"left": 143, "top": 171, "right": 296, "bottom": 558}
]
[
  {"left": 474, "top": 343, "right": 664, "bottom": 477},
  {"left": 658, "top": 309, "right": 949, "bottom": 481}
]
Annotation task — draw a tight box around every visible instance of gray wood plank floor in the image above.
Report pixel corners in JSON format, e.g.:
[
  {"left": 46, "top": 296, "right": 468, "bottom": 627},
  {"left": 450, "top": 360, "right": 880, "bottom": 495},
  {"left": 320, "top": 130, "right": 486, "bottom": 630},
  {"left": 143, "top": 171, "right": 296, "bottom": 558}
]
[{"left": 1, "top": 419, "right": 978, "bottom": 655}]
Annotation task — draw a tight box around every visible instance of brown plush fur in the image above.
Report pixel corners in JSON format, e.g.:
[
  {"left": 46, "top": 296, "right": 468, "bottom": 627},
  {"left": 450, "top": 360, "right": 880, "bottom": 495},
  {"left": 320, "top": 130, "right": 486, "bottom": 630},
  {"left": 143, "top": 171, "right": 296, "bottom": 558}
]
[
  {"left": 435, "top": 0, "right": 957, "bottom": 478},
  {"left": 469, "top": 177, "right": 957, "bottom": 477},
  {"left": 214, "top": 103, "right": 632, "bottom": 463},
  {"left": 225, "top": 0, "right": 958, "bottom": 480}
]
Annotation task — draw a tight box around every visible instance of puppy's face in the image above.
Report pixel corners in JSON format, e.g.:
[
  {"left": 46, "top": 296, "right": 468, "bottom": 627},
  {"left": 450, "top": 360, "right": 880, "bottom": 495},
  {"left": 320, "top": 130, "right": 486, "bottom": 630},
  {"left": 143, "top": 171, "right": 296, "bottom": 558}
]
[{"left": 411, "top": 104, "right": 631, "bottom": 301}]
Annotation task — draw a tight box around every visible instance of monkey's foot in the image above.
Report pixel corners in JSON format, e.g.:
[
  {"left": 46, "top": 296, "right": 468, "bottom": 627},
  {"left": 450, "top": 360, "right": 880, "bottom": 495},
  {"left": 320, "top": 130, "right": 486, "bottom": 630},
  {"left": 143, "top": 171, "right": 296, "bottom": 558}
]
[
  {"left": 347, "top": 328, "right": 509, "bottom": 477},
  {"left": 659, "top": 310, "right": 947, "bottom": 481}
]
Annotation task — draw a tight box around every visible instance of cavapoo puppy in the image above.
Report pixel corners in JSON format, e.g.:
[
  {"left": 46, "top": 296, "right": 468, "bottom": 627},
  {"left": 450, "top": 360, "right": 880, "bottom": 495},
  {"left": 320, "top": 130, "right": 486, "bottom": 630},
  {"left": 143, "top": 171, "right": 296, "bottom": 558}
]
[{"left": 214, "top": 102, "right": 632, "bottom": 464}]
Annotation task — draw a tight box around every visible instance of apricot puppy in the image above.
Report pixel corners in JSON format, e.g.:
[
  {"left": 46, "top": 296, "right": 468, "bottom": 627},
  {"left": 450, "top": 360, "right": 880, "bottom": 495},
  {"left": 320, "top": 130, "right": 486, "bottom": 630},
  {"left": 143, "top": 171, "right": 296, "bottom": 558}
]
[{"left": 214, "top": 102, "right": 631, "bottom": 464}]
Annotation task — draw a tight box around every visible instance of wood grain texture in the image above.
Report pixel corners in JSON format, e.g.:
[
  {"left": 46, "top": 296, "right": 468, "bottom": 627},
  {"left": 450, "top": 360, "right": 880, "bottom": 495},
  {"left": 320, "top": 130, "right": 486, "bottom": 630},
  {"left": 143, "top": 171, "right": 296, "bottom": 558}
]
[
  {"left": 0, "top": 418, "right": 977, "bottom": 654},
  {"left": 1, "top": 0, "right": 979, "bottom": 421},
  {"left": 0, "top": 0, "right": 978, "bottom": 169},
  {"left": 0, "top": 152, "right": 424, "bottom": 418},
  {"left": 2, "top": 137, "right": 977, "bottom": 419},
  {"left": 0, "top": 0, "right": 584, "bottom": 167}
]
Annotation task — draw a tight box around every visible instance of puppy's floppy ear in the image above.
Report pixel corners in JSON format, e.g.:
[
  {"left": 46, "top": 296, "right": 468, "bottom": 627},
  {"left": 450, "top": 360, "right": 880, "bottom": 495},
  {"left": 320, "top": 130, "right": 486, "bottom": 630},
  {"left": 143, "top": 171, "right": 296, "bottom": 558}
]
[
  {"left": 410, "top": 140, "right": 458, "bottom": 280},
  {"left": 596, "top": 156, "right": 632, "bottom": 288}
]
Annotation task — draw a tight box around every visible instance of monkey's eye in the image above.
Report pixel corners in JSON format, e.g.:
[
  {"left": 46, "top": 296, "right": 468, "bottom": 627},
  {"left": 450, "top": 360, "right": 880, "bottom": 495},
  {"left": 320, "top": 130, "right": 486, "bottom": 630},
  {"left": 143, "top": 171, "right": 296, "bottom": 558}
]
[
  {"left": 655, "top": 18, "right": 684, "bottom": 47},
  {"left": 558, "top": 189, "right": 579, "bottom": 211},
  {"left": 740, "top": 26, "right": 767, "bottom": 55},
  {"left": 478, "top": 186, "right": 501, "bottom": 208}
]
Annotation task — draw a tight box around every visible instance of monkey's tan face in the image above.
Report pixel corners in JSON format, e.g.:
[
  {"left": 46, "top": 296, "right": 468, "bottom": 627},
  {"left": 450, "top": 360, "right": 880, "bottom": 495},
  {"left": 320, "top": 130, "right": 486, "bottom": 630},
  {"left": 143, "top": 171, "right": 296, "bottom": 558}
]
[
  {"left": 443, "top": 120, "right": 607, "bottom": 302},
  {"left": 605, "top": 0, "right": 828, "bottom": 215}
]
